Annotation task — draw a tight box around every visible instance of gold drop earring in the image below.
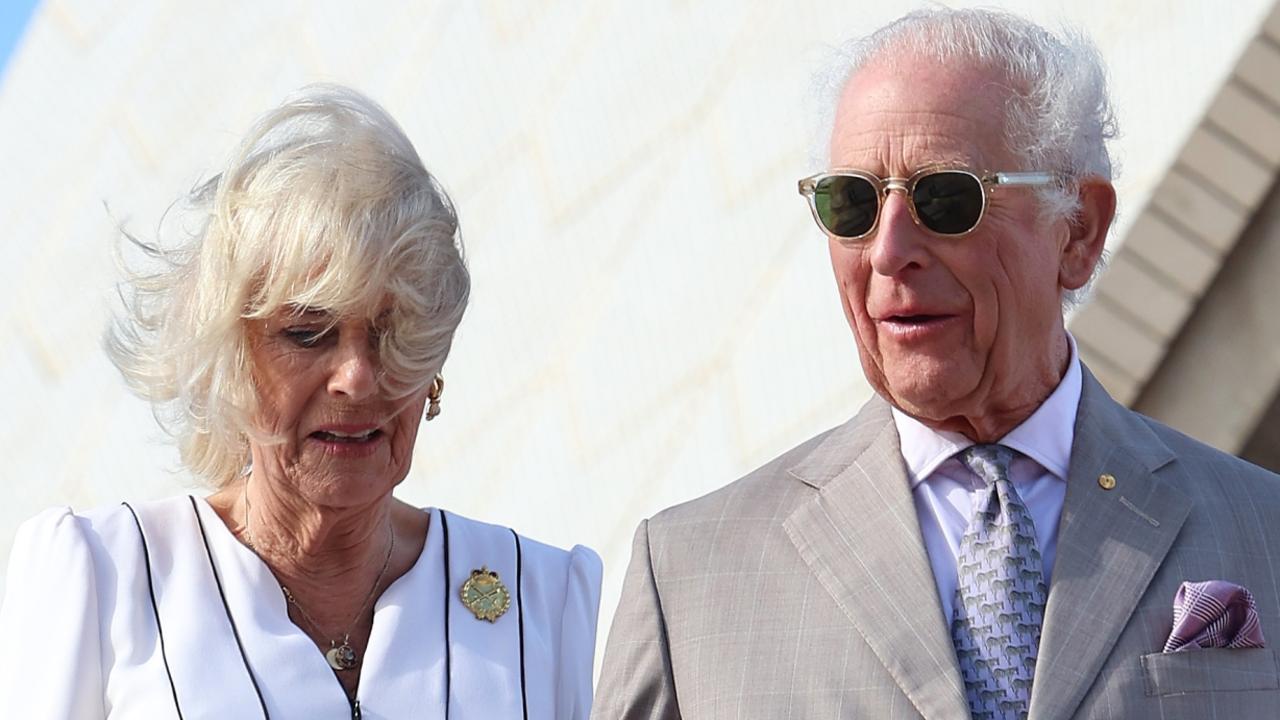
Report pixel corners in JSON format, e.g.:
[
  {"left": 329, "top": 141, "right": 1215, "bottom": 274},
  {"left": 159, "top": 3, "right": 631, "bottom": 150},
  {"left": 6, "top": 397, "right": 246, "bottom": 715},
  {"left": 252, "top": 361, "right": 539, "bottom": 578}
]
[{"left": 425, "top": 374, "right": 444, "bottom": 421}]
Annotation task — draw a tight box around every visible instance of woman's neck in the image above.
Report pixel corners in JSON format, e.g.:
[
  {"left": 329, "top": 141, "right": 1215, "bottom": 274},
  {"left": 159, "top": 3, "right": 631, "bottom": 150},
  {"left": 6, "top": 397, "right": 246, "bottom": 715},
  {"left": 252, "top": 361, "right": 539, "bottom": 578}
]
[
  {"left": 239, "top": 473, "right": 395, "bottom": 589},
  {"left": 206, "top": 474, "right": 429, "bottom": 704}
]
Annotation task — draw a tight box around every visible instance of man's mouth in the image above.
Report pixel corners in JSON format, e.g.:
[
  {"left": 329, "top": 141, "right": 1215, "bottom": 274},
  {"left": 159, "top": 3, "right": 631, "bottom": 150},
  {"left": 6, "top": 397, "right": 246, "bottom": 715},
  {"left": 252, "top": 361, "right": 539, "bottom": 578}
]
[
  {"left": 877, "top": 313, "right": 959, "bottom": 340},
  {"left": 887, "top": 314, "right": 945, "bottom": 325}
]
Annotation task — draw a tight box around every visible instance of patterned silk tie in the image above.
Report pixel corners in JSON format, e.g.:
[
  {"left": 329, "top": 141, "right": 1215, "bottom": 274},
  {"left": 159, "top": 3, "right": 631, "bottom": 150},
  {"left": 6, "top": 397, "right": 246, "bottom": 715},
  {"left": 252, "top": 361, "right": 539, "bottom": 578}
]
[{"left": 950, "top": 444, "right": 1047, "bottom": 720}]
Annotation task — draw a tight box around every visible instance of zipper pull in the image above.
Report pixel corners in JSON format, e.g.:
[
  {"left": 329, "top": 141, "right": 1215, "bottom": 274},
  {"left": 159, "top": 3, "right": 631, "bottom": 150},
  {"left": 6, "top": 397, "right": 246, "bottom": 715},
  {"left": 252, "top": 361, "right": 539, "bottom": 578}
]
[{"left": 351, "top": 700, "right": 361, "bottom": 720}]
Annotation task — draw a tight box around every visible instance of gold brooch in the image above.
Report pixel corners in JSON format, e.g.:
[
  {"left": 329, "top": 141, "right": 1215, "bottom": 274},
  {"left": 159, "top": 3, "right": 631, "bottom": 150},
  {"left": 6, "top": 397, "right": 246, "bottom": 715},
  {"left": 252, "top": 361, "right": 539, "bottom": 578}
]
[{"left": 460, "top": 567, "right": 511, "bottom": 622}]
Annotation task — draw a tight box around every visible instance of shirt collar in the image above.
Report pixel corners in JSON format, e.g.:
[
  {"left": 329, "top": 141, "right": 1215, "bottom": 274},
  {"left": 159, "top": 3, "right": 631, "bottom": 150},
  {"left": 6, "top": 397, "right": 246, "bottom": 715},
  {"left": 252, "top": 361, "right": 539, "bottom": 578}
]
[{"left": 891, "top": 333, "right": 1082, "bottom": 487}]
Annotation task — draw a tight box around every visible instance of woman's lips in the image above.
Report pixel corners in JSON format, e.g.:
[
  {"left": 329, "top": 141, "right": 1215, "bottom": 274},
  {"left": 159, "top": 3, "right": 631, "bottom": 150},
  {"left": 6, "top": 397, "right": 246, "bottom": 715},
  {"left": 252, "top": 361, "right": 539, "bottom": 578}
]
[{"left": 306, "top": 428, "right": 385, "bottom": 457}]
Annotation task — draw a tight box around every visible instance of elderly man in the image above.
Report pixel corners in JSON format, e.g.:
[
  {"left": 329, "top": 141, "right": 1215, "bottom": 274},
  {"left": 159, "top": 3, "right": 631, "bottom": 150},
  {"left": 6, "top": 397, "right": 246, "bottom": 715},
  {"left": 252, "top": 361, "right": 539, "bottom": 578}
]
[{"left": 593, "top": 8, "right": 1280, "bottom": 720}]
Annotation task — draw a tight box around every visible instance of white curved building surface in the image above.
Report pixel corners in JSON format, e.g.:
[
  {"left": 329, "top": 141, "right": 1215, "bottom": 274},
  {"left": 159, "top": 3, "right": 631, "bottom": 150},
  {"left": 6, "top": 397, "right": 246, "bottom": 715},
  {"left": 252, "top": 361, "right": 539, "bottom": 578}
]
[{"left": 2, "top": 1, "right": 1278, "bottom": 666}]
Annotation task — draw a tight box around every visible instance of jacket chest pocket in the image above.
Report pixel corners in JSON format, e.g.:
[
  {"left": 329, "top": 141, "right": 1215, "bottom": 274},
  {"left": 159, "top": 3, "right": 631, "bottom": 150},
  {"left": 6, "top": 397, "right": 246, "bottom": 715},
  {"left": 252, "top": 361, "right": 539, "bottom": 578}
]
[{"left": 1141, "top": 647, "right": 1280, "bottom": 696}]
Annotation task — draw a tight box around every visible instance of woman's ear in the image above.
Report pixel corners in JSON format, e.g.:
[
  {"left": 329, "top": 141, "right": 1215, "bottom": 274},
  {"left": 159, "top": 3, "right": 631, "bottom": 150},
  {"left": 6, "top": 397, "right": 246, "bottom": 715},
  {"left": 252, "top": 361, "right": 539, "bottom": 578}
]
[{"left": 1060, "top": 179, "right": 1117, "bottom": 290}]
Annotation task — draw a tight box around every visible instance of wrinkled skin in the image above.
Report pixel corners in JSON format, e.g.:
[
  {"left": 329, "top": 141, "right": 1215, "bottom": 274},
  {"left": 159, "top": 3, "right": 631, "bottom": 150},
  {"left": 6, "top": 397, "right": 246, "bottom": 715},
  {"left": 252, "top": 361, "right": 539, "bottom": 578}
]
[
  {"left": 827, "top": 57, "right": 1114, "bottom": 441},
  {"left": 243, "top": 307, "right": 428, "bottom": 512},
  {"left": 206, "top": 306, "right": 433, "bottom": 700}
]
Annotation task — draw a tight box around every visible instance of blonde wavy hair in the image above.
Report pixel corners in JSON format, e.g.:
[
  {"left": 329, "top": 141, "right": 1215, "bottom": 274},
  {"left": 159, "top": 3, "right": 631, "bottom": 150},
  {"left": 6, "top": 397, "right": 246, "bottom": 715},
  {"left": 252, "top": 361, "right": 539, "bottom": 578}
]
[{"left": 106, "top": 84, "right": 471, "bottom": 487}]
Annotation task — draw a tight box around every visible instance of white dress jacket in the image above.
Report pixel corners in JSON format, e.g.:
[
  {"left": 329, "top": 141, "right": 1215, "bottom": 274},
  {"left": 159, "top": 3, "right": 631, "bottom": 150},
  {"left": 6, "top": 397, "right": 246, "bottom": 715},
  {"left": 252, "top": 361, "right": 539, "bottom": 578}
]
[{"left": 0, "top": 496, "right": 603, "bottom": 719}]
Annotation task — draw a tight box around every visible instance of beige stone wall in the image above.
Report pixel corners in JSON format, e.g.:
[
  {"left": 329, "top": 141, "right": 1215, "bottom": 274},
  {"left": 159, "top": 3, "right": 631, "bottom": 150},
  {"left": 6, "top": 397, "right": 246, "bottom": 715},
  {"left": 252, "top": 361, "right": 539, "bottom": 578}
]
[{"left": 1070, "top": 3, "right": 1280, "bottom": 462}]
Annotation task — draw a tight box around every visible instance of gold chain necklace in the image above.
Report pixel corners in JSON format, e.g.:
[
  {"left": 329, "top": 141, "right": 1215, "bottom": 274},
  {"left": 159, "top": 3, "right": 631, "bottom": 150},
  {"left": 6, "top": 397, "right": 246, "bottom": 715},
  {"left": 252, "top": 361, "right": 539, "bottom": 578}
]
[{"left": 243, "top": 484, "right": 396, "bottom": 671}]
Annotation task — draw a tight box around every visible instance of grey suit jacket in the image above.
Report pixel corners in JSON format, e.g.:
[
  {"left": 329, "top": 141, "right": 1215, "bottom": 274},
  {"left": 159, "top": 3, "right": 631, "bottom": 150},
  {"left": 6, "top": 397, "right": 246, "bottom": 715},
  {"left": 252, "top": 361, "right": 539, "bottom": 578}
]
[{"left": 593, "top": 368, "right": 1280, "bottom": 719}]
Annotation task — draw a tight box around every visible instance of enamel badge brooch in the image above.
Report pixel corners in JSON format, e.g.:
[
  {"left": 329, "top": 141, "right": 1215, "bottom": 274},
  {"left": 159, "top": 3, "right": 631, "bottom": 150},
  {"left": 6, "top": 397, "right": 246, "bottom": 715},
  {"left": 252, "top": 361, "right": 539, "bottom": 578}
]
[{"left": 460, "top": 566, "right": 511, "bottom": 622}]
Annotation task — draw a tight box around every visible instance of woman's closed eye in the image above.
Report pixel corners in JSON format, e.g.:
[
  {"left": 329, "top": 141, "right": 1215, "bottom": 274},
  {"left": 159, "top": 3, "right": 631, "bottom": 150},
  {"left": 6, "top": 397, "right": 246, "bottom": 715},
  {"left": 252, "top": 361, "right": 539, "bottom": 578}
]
[{"left": 282, "top": 326, "right": 333, "bottom": 348}]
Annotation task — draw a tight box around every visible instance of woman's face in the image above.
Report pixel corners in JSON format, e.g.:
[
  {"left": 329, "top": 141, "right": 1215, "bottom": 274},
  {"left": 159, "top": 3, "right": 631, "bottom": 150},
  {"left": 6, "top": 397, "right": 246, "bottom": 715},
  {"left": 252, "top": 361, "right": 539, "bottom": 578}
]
[{"left": 245, "top": 306, "right": 429, "bottom": 507}]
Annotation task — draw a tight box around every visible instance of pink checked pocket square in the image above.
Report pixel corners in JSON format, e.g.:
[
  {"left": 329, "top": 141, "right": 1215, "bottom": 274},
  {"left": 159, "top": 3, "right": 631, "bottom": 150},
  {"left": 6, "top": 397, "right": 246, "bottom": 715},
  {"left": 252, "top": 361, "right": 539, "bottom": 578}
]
[{"left": 1163, "top": 580, "right": 1267, "bottom": 652}]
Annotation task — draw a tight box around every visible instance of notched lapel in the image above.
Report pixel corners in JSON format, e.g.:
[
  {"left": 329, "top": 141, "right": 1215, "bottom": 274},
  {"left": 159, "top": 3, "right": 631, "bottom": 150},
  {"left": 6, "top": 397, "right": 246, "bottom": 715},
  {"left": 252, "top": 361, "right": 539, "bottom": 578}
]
[
  {"left": 783, "top": 398, "right": 969, "bottom": 720},
  {"left": 1028, "top": 369, "right": 1190, "bottom": 720}
]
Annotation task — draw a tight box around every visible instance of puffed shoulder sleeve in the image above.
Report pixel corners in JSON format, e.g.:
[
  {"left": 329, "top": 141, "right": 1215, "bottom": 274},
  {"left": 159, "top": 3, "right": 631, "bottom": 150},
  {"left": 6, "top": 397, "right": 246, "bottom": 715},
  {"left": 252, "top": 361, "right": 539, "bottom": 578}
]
[
  {"left": 559, "top": 544, "right": 604, "bottom": 720},
  {"left": 0, "top": 507, "right": 105, "bottom": 717}
]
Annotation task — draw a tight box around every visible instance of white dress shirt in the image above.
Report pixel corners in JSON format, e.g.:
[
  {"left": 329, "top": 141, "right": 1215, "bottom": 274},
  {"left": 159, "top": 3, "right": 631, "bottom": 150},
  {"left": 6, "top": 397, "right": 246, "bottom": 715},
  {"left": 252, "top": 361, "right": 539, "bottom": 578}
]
[{"left": 891, "top": 335, "right": 1082, "bottom": 626}]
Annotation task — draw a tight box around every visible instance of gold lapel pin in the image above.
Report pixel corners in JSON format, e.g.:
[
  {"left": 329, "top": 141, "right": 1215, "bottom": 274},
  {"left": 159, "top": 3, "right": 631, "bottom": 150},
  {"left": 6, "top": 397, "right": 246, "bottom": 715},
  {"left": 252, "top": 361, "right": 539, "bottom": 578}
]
[
  {"left": 460, "top": 566, "right": 511, "bottom": 622},
  {"left": 1098, "top": 473, "right": 1117, "bottom": 490}
]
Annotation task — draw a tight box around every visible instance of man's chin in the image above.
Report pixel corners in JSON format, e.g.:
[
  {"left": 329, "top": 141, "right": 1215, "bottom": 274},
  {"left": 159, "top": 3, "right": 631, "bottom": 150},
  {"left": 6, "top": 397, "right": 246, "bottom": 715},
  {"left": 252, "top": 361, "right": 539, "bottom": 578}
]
[{"left": 877, "top": 370, "right": 973, "bottom": 421}]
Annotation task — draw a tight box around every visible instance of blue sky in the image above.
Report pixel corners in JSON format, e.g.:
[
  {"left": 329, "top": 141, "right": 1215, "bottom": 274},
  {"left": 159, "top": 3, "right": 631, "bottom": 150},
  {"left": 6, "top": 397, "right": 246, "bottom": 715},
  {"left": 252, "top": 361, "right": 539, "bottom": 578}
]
[{"left": 0, "top": 0, "right": 40, "bottom": 81}]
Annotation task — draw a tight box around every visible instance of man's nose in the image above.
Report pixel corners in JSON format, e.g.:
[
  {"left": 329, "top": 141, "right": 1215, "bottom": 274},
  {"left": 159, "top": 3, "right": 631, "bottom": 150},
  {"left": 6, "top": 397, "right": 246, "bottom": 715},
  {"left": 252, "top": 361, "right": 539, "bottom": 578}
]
[{"left": 869, "top": 190, "right": 930, "bottom": 276}]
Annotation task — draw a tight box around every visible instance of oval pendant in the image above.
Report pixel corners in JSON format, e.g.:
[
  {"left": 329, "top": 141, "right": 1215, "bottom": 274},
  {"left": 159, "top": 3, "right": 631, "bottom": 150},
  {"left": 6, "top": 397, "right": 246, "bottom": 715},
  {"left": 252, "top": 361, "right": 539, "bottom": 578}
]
[{"left": 326, "top": 642, "right": 358, "bottom": 671}]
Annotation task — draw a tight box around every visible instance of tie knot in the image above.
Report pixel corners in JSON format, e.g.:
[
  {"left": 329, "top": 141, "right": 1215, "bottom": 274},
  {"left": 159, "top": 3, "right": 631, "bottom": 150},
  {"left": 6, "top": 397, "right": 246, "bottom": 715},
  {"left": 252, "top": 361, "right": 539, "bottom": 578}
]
[{"left": 958, "top": 444, "right": 1015, "bottom": 487}]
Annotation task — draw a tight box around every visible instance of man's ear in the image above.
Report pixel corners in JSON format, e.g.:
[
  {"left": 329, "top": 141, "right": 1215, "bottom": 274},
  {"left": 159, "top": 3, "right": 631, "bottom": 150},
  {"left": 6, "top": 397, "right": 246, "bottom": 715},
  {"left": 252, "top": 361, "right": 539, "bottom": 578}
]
[{"left": 1060, "top": 178, "right": 1116, "bottom": 290}]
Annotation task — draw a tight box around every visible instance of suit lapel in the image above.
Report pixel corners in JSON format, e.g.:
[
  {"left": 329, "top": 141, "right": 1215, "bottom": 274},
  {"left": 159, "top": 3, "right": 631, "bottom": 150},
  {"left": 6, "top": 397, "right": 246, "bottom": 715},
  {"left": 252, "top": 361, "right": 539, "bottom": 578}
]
[
  {"left": 783, "top": 398, "right": 970, "bottom": 720},
  {"left": 1027, "top": 368, "right": 1189, "bottom": 720}
]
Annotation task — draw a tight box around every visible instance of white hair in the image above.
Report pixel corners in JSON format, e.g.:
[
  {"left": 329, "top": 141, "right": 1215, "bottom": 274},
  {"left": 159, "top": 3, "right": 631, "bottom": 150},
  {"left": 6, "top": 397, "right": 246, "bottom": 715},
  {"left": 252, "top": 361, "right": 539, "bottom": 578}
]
[
  {"left": 106, "top": 84, "right": 471, "bottom": 487},
  {"left": 813, "top": 8, "right": 1119, "bottom": 308}
]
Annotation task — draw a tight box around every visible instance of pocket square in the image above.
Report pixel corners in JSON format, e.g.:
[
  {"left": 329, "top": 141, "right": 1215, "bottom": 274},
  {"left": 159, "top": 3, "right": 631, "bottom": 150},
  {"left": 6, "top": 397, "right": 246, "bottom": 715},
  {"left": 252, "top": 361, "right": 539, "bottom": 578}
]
[{"left": 1163, "top": 580, "right": 1267, "bottom": 652}]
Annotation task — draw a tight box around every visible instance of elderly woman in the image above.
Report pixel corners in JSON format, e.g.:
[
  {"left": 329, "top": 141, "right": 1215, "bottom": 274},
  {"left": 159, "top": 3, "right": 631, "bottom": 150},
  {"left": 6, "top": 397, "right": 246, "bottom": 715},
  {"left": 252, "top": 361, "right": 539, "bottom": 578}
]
[{"left": 0, "top": 85, "right": 602, "bottom": 718}]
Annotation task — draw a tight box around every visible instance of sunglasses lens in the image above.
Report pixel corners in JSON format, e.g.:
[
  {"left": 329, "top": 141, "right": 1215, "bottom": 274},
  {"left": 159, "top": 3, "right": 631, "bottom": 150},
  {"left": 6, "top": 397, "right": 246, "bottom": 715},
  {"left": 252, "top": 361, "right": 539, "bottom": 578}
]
[
  {"left": 813, "top": 175, "right": 879, "bottom": 238},
  {"left": 912, "top": 171, "right": 985, "bottom": 234}
]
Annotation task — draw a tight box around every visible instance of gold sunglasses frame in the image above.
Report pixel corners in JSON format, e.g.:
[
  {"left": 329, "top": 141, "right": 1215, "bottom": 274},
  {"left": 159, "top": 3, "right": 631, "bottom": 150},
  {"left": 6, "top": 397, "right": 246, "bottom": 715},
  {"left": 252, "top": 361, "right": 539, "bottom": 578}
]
[{"left": 797, "top": 167, "right": 1059, "bottom": 243}]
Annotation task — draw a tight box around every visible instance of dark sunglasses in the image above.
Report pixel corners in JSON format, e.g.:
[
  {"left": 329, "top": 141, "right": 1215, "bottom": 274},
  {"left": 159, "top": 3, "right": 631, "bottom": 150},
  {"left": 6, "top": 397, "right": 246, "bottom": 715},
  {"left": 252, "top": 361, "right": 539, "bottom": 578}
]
[{"left": 797, "top": 167, "right": 1059, "bottom": 242}]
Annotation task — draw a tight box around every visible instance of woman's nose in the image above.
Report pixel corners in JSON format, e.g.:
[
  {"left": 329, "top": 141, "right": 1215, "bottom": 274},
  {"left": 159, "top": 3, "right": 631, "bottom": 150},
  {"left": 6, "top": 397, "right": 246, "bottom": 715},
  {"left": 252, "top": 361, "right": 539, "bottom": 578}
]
[{"left": 328, "top": 333, "right": 378, "bottom": 400}]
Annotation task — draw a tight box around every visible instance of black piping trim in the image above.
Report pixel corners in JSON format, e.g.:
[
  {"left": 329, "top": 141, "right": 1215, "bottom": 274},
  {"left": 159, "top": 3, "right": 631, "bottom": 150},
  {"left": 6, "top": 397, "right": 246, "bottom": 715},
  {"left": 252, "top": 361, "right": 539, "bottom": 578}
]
[
  {"left": 440, "top": 509, "right": 453, "bottom": 720},
  {"left": 122, "top": 502, "right": 185, "bottom": 720},
  {"left": 511, "top": 528, "right": 529, "bottom": 720},
  {"left": 188, "top": 496, "right": 270, "bottom": 719}
]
